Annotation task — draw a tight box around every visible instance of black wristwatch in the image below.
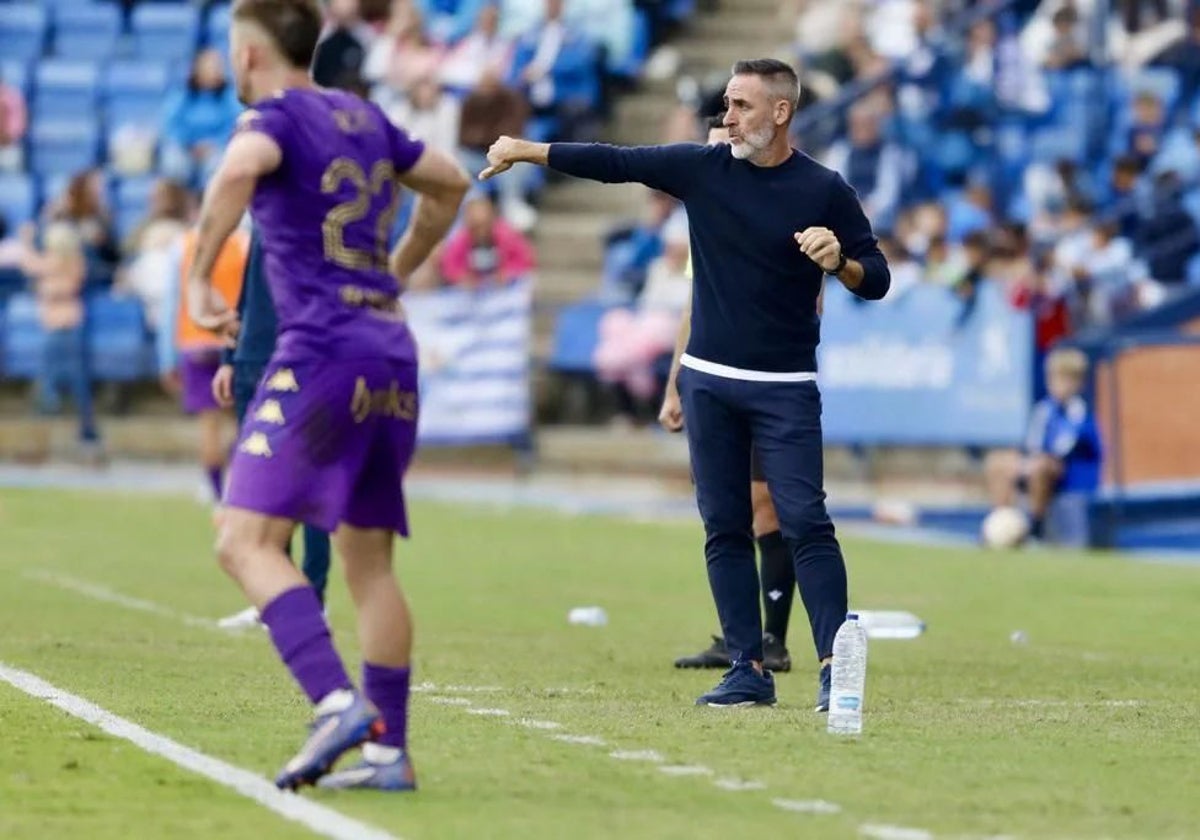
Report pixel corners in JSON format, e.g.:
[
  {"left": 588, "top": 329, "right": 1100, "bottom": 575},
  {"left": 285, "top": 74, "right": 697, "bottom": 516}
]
[{"left": 826, "top": 251, "right": 847, "bottom": 276}]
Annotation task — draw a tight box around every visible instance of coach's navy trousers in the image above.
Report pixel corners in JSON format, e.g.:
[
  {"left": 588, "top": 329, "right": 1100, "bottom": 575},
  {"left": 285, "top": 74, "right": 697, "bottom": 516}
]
[{"left": 678, "top": 365, "right": 848, "bottom": 665}]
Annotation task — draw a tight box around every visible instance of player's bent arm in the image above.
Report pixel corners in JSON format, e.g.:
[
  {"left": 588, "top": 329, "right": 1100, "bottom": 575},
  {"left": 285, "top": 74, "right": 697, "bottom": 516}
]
[
  {"left": 389, "top": 147, "right": 471, "bottom": 285},
  {"left": 664, "top": 288, "right": 692, "bottom": 396},
  {"left": 190, "top": 132, "right": 281, "bottom": 286}
]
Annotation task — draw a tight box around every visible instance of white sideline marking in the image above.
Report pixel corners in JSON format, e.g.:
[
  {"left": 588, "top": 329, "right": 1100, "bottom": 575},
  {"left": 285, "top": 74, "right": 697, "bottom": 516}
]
[
  {"left": 551, "top": 734, "right": 606, "bottom": 746},
  {"left": 609, "top": 749, "right": 665, "bottom": 763},
  {"left": 713, "top": 778, "right": 766, "bottom": 792},
  {"left": 658, "top": 765, "right": 713, "bottom": 777},
  {"left": 0, "top": 663, "right": 401, "bottom": 840},
  {"left": 411, "top": 682, "right": 504, "bottom": 694},
  {"left": 426, "top": 696, "right": 472, "bottom": 706},
  {"left": 962, "top": 698, "right": 1141, "bottom": 709},
  {"left": 859, "top": 824, "right": 933, "bottom": 840},
  {"left": 465, "top": 707, "right": 511, "bottom": 717},
  {"left": 773, "top": 798, "right": 843, "bottom": 815},
  {"left": 514, "top": 718, "right": 563, "bottom": 730},
  {"left": 26, "top": 571, "right": 218, "bottom": 631}
]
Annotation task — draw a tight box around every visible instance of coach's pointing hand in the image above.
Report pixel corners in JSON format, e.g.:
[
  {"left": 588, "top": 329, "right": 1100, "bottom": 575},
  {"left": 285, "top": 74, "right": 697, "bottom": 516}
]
[
  {"left": 479, "top": 136, "right": 551, "bottom": 180},
  {"left": 795, "top": 227, "right": 842, "bottom": 273}
]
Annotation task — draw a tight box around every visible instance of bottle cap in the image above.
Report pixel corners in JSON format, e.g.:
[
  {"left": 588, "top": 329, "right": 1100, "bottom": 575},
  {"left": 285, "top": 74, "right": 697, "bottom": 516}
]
[{"left": 846, "top": 612, "right": 859, "bottom": 621}]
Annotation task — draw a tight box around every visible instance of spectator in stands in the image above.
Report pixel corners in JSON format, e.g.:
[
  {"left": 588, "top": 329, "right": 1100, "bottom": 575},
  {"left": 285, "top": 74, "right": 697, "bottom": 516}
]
[
  {"left": 161, "top": 49, "right": 242, "bottom": 187},
  {"left": 984, "top": 347, "right": 1101, "bottom": 544},
  {"left": 440, "top": 3, "right": 513, "bottom": 91},
  {"left": 19, "top": 222, "right": 101, "bottom": 457},
  {"left": 1124, "top": 90, "right": 1167, "bottom": 172},
  {"left": 593, "top": 221, "right": 690, "bottom": 425},
  {"left": 312, "top": 0, "right": 376, "bottom": 87},
  {"left": 419, "top": 0, "right": 490, "bottom": 45},
  {"left": 1152, "top": 7, "right": 1200, "bottom": 103},
  {"left": 118, "top": 179, "right": 193, "bottom": 332},
  {"left": 953, "top": 229, "right": 992, "bottom": 314},
  {"left": 458, "top": 69, "right": 535, "bottom": 229},
  {"left": 1049, "top": 195, "right": 1096, "bottom": 291},
  {"left": 0, "top": 69, "right": 27, "bottom": 172},
  {"left": 824, "top": 102, "right": 905, "bottom": 233},
  {"left": 600, "top": 189, "right": 679, "bottom": 304},
  {"left": 45, "top": 170, "right": 119, "bottom": 275},
  {"left": 1041, "top": 5, "right": 1089, "bottom": 70},
  {"left": 509, "top": 0, "right": 597, "bottom": 142},
  {"left": 439, "top": 193, "right": 535, "bottom": 286},
  {"left": 1137, "top": 170, "right": 1200, "bottom": 285},
  {"left": 1075, "top": 215, "right": 1160, "bottom": 328},
  {"left": 1103, "top": 154, "right": 1142, "bottom": 239},
  {"left": 364, "top": 0, "right": 445, "bottom": 100},
  {"left": 384, "top": 74, "right": 461, "bottom": 152}
]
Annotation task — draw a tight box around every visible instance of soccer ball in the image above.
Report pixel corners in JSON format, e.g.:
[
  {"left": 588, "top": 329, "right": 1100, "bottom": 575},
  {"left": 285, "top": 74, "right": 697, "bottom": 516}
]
[{"left": 981, "top": 506, "right": 1030, "bottom": 549}]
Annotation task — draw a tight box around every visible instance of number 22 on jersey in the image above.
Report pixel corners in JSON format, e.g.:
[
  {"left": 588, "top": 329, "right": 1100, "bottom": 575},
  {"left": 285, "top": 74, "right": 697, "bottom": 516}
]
[{"left": 320, "top": 158, "right": 403, "bottom": 272}]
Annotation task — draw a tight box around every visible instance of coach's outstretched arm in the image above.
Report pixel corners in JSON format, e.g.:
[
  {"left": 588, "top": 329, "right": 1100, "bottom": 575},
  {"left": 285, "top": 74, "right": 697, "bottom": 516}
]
[
  {"left": 390, "top": 148, "right": 472, "bottom": 285},
  {"left": 795, "top": 174, "right": 890, "bottom": 301},
  {"left": 479, "top": 136, "right": 702, "bottom": 197}
]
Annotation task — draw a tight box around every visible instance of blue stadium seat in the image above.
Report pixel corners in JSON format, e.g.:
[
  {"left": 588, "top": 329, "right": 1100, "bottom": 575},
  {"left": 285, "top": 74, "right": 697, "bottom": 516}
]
[
  {"left": 53, "top": 3, "right": 123, "bottom": 61},
  {"left": 548, "top": 300, "right": 608, "bottom": 374},
  {"left": 1, "top": 292, "right": 45, "bottom": 380},
  {"left": 130, "top": 5, "right": 200, "bottom": 62},
  {"left": 0, "top": 5, "right": 49, "bottom": 64},
  {"left": 87, "top": 293, "right": 152, "bottom": 382},
  {"left": 33, "top": 60, "right": 101, "bottom": 119},
  {"left": 28, "top": 118, "right": 101, "bottom": 178},
  {"left": 0, "top": 173, "right": 37, "bottom": 227},
  {"left": 104, "top": 60, "right": 172, "bottom": 127},
  {"left": 0, "top": 60, "right": 31, "bottom": 98}
]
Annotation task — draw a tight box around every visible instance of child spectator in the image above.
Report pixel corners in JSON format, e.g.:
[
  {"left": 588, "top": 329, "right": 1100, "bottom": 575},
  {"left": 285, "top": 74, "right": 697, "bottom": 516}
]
[{"left": 984, "top": 347, "right": 1102, "bottom": 544}]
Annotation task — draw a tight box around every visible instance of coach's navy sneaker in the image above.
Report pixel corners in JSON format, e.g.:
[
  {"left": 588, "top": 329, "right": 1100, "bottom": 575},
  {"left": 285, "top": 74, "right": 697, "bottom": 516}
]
[
  {"left": 674, "top": 635, "right": 731, "bottom": 669},
  {"left": 317, "top": 744, "right": 417, "bottom": 792},
  {"left": 815, "top": 663, "right": 832, "bottom": 712},
  {"left": 762, "top": 633, "right": 792, "bottom": 673},
  {"left": 696, "top": 661, "right": 777, "bottom": 707},
  {"left": 275, "top": 689, "right": 383, "bottom": 790}
]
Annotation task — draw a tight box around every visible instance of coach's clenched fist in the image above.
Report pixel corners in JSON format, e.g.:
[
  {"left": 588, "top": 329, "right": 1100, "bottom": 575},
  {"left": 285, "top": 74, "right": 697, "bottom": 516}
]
[{"left": 794, "top": 227, "right": 843, "bottom": 273}]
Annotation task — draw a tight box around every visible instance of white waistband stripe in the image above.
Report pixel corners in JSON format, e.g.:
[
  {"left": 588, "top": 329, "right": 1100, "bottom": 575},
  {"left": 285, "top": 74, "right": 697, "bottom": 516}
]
[{"left": 680, "top": 354, "right": 817, "bottom": 383}]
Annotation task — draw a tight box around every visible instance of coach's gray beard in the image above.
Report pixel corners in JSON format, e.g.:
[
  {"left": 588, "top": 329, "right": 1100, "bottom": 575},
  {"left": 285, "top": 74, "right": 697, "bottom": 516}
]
[{"left": 730, "top": 126, "right": 773, "bottom": 161}]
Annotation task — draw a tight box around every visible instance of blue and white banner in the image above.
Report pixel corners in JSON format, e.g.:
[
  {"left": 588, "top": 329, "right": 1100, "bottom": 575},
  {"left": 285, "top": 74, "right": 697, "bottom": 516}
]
[
  {"left": 817, "top": 282, "right": 1033, "bottom": 447},
  {"left": 403, "top": 278, "right": 533, "bottom": 447}
]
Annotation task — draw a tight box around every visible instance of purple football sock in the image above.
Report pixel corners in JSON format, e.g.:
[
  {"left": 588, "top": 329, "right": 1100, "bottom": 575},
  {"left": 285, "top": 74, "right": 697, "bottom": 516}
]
[
  {"left": 362, "top": 662, "right": 411, "bottom": 749},
  {"left": 206, "top": 466, "right": 223, "bottom": 501},
  {"left": 260, "top": 586, "right": 351, "bottom": 705}
]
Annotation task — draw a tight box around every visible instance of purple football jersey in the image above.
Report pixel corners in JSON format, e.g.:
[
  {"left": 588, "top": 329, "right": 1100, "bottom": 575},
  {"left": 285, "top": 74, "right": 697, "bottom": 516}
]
[{"left": 238, "top": 88, "right": 426, "bottom": 363}]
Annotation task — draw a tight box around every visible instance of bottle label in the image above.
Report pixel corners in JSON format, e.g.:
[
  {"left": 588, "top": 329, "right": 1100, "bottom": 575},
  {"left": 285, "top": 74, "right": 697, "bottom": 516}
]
[{"left": 835, "top": 695, "right": 860, "bottom": 711}]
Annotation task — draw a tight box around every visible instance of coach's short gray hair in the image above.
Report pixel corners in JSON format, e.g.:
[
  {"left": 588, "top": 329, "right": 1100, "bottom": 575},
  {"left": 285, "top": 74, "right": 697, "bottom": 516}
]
[{"left": 731, "top": 58, "right": 800, "bottom": 118}]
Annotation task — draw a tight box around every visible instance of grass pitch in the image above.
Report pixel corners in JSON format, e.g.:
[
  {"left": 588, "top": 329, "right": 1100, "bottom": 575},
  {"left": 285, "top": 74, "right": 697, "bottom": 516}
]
[{"left": 1, "top": 486, "right": 1198, "bottom": 839}]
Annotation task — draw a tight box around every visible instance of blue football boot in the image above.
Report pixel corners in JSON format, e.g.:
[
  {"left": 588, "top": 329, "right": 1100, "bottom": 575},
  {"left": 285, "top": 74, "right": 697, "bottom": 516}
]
[{"left": 275, "top": 689, "right": 383, "bottom": 790}]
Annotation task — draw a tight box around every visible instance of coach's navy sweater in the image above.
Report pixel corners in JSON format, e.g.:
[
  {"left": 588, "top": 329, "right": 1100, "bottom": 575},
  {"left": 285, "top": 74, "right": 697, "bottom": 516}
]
[{"left": 548, "top": 142, "right": 890, "bottom": 372}]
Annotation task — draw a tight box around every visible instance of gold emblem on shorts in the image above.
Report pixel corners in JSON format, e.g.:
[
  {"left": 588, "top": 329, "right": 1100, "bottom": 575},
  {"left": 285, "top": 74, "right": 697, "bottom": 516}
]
[
  {"left": 266, "top": 368, "right": 299, "bottom": 392},
  {"left": 350, "top": 376, "right": 417, "bottom": 424},
  {"left": 254, "top": 399, "right": 286, "bottom": 425},
  {"left": 239, "top": 432, "right": 273, "bottom": 457}
]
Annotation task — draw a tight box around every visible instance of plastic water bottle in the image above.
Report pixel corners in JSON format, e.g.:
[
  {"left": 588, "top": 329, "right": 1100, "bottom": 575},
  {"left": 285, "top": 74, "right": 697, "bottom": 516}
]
[{"left": 827, "top": 612, "right": 867, "bottom": 736}]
